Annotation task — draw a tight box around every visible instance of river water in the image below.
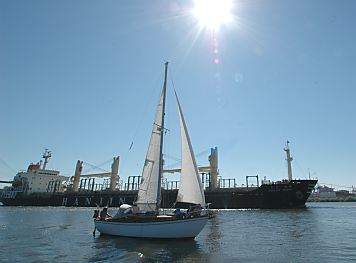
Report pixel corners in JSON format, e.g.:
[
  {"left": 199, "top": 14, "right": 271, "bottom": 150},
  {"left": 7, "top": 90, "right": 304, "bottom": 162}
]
[{"left": 0, "top": 202, "right": 355, "bottom": 262}]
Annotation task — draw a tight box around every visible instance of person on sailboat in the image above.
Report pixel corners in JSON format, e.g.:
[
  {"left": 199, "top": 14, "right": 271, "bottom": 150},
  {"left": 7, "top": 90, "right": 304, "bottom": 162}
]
[
  {"left": 132, "top": 204, "right": 139, "bottom": 214},
  {"left": 187, "top": 204, "right": 202, "bottom": 218},
  {"left": 173, "top": 208, "right": 184, "bottom": 219},
  {"left": 99, "top": 207, "right": 112, "bottom": 221},
  {"left": 93, "top": 209, "right": 100, "bottom": 219}
]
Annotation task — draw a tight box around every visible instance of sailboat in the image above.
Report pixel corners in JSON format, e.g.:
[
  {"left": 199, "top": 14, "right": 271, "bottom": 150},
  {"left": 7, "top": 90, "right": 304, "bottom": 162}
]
[{"left": 94, "top": 62, "right": 208, "bottom": 239}]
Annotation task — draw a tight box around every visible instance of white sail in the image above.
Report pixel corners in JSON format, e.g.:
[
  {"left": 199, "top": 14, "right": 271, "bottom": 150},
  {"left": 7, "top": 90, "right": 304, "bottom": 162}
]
[
  {"left": 175, "top": 92, "right": 206, "bottom": 207},
  {"left": 135, "top": 65, "right": 167, "bottom": 212}
]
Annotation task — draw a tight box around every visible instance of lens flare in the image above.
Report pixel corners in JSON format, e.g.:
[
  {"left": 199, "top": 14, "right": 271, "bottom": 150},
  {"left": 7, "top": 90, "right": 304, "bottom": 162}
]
[{"left": 193, "top": 0, "right": 233, "bottom": 30}]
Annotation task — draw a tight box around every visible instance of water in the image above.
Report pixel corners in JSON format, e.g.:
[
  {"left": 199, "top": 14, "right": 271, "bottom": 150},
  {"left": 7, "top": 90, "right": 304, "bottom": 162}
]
[{"left": 0, "top": 202, "right": 355, "bottom": 262}]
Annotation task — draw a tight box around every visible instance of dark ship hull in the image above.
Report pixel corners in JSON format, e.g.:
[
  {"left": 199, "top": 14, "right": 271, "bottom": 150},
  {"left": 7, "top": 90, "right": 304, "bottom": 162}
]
[{"left": 0, "top": 179, "right": 317, "bottom": 209}]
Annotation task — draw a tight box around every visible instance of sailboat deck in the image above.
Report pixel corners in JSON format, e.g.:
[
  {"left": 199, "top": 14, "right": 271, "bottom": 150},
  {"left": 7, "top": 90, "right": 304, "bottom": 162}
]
[
  {"left": 103, "top": 214, "right": 207, "bottom": 223},
  {"left": 105, "top": 214, "right": 173, "bottom": 223}
]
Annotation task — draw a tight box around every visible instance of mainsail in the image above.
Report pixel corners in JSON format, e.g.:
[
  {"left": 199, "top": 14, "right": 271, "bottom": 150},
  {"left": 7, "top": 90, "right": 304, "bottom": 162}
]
[
  {"left": 175, "top": 92, "right": 206, "bottom": 207},
  {"left": 135, "top": 63, "right": 167, "bottom": 212}
]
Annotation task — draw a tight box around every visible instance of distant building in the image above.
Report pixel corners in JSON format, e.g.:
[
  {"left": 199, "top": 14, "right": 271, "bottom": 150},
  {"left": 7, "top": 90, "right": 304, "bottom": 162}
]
[
  {"left": 335, "top": 190, "right": 352, "bottom": 198},
  {"left": 316, "top": 185, "right": 336, "bottom": 198}
]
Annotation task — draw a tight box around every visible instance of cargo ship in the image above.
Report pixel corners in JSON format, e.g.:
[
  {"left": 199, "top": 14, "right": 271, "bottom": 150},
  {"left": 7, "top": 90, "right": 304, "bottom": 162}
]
[{"left": 0, "top": 143, "right": 317, "bottom": 209}]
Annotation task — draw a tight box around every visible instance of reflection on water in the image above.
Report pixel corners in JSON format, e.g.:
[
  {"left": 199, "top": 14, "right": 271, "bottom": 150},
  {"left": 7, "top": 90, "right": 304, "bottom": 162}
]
[
  {"left": 206, "top": 211, "right": 222, "bottom": 252},
  {"left": 92, "top": 235, "right": 204, "bottom": 262},
  {"left": 0, "top": 203, "right": 356, "bottom": 262}
]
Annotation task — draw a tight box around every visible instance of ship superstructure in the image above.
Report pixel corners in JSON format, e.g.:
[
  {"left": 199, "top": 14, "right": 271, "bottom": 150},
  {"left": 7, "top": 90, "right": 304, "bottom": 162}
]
[{"left": 1, "top": 150, "right": 69, "bottom": 199}]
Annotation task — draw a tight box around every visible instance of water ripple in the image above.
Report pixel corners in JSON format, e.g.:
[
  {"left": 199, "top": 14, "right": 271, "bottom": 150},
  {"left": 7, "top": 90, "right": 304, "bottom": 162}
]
[{"left": 0, "top": 203, "right": 355, "bottom": 262}]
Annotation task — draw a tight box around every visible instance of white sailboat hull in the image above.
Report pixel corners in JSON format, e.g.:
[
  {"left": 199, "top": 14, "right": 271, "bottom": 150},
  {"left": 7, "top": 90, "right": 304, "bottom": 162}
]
[{"left": 94, "top": 216, "right": 208, "bottom": 239}]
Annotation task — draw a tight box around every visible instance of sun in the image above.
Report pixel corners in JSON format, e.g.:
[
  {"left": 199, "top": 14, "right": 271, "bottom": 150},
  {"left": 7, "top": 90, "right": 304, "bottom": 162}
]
[{"left": 193, "top": 0, "right": 233, "bottom": 30}]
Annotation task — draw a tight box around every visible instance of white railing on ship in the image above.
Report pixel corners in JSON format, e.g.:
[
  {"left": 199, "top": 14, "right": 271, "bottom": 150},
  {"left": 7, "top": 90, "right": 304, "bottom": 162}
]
[{"left": 1, "top": 191, "right": 18, "bottom": 199}]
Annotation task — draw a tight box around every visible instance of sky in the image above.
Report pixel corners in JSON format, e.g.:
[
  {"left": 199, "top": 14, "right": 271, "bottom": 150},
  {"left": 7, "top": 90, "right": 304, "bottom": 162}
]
[{"left": 1, "top": 0, "right": 356, "bottom": 190}]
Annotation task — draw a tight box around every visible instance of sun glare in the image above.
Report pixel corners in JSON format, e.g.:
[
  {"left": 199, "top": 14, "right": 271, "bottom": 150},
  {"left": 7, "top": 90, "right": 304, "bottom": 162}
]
[{"left": 193, "top": 0, "right": 233, "bottom": 30}]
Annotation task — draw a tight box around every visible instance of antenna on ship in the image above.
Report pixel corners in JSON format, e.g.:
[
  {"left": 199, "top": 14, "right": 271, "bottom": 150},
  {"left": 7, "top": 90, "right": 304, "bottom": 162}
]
[
  {"left": 284, "top": 141, "right": 293, "bottom": 181},
  {"left": 42, "top": 149, "right": 52, "bottom": 170}
]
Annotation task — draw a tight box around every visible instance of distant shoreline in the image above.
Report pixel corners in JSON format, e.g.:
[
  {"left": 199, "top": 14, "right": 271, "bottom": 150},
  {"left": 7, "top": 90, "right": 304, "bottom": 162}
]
[{"left": 308, "top": 197, "right": 356, "bottom": 202}]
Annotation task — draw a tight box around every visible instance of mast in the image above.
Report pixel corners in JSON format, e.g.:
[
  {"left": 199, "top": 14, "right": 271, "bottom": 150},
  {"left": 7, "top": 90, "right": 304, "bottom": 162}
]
[
  {"left": 42, "top": 149, "right": 52, "bottom": 170},
  {"left": 135, "top": 62, "right": 168, "bottom": 213},
  {"left": 284, "top": 141, "right": 293, "bottom": 181},
  {"left": 156, "top": 61, "right": 168, "bottom": 211}
]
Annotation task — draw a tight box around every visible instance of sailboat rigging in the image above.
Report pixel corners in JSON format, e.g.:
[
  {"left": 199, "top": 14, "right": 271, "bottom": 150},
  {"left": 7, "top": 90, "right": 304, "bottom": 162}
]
[{"left": 93, "top": 62, "right": 208, "bottom": 239}]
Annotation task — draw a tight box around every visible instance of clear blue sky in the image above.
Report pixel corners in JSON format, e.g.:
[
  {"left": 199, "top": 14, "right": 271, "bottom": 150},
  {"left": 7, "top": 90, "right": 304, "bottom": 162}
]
[{"left": 1, "top": 0, "right": 355, "bottom": 190}]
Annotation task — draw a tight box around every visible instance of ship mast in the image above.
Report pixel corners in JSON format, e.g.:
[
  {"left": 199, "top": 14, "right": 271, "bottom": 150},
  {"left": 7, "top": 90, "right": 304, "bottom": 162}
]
[
  {"left": 42, "top": 149, "right": 52, "bottom": 170},
  {"left": 284, "top": 141, "right": 293, "bottom": 181}
]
